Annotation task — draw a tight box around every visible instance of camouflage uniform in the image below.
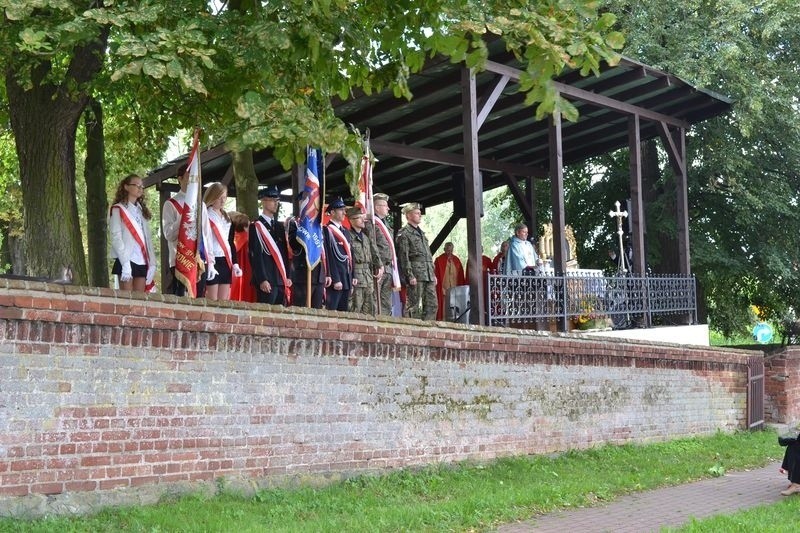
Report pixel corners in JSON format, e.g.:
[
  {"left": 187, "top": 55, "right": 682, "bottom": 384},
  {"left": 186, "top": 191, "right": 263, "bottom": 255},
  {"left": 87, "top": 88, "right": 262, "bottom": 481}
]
[
  {"left": 366, "top": 217, "right": 394, "bottom": 315},
  {"left": 396, "top": 223, "right": 437, "bottom": 320},
  {"left": 348, "top": 227, "right": 381, "bottom": 314}
]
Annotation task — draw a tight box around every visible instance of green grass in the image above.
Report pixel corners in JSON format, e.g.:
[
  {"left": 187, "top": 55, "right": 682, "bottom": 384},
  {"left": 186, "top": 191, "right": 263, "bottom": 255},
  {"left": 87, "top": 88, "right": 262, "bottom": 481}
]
[
  {"left": 667, "top": 498, "right": 800, "bottom": 532},
  {"left": 0, "top": 430, "right": 781, "bottom": 533}
]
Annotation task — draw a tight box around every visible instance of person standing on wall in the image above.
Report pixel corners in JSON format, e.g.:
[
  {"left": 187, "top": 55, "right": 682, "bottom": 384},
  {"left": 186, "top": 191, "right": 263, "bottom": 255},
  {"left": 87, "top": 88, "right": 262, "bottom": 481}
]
[
  {"left": 396, "top": 202, "right": 437, "bottom": 321},
  {"left": 347, "top": 207, "right": 383, "bottom": 315},
  {"left": 161, "top": 164, "right": 215, "bottom": 296},
  {"left": 109, "top": 174, "right": 156, "bottom": 292},
  {"left": 323, "top": 198, "right": 352, "bottom": 312},
  {"left": 203, "top": 182, "right": 242, "bottom": 301},
  {"left": 365, "top": 192, "right": 400, "bottom": 316},
  {"left": 249, "top": 185, "right": 292, "bottom": 305}
]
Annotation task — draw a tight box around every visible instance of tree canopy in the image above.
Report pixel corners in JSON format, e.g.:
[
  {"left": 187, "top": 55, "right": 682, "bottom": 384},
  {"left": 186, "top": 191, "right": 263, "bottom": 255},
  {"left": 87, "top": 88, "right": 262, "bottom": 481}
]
[{"left": 0, "top": 0, "right": 622, "bottom": 282}]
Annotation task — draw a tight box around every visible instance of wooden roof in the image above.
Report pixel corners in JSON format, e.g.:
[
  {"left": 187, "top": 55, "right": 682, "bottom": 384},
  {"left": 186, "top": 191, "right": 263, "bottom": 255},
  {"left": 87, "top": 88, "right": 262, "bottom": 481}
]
[{"left": 146, "top": 39, "right": 731, "bottom": 208}]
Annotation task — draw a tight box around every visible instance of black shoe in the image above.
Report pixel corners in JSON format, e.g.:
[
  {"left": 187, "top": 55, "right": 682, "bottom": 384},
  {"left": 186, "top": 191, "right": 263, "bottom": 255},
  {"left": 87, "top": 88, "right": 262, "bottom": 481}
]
[{"left": 779, "top": 437, "right": 797, "bottom": 447}]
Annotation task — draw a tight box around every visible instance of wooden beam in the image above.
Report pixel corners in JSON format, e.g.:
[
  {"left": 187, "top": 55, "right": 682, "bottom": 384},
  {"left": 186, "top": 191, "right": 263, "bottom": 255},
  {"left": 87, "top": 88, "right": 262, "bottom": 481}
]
[
  {"left": 461, "top": 67, "right": 485, "bottom": 326},
  {"left": 657, "top": 122, "right": 686, "bottom": 177},
  {"left": 429, "top": 213, "right": 461, "bottom": 255},
  {"left": 143, "top": 143, "right": 231, "bottom": 188},
  {"left": 483, "top": 60, "right": 691, "bottom": 129},
  {"left": 674, "top": 128, "right": 691, "bottom": 278},
  {"left": 549, "top": 111, "right": 568, "bottom": 332},
  {"left": 526, "top": 176, "right": 537, "bottom": 239},
  {"left": 370, "top": 139, "right": 546, "bottom": 178},
  {"left": 502, "top": 173, "right": 533, "bottom": 223},
  {"left": 477, "top": 74, "right": 510, "bottom": 131}
]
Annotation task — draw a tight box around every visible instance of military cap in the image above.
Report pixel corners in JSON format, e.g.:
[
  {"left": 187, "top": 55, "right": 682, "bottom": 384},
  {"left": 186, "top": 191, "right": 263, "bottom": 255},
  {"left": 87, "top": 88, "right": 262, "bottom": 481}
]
[
  {"left": 346, "top": 206, "right": 364, "bottom": 218},
  {"left": 373, "top": 192, "right": 389, "bottom": 203},
  {"left": 402, "top": 202, "right": 422, "bottom": 215},
  {"left": 326, "top": 197, "right": 346, "bottom": 211},
  {"left": 257, "top": 185, "right": 280, "bottom": 199}
]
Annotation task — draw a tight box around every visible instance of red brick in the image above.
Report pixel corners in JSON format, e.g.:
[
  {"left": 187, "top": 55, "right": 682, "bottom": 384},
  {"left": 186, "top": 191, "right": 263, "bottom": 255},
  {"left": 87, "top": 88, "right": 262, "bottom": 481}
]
[
  {"left": 31, "top": 482, "right": 64, "bottom": 495},
  {"left": 80, "top": 456, "right": 111, "bottom": 467},
  {"left": 0, "top": 484, "right": 29, "bottom": 496}
]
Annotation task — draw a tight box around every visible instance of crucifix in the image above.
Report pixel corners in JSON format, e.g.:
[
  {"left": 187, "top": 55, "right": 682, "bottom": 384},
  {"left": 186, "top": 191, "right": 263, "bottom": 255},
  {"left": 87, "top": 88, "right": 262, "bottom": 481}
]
[{"left": 609, "top": 200, "right": 629, "bottom": 273}]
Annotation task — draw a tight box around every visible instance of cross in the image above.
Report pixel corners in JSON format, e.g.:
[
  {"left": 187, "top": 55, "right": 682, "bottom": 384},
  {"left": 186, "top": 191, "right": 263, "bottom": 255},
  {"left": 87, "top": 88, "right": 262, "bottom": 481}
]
[{"left": 609, "top": 201, "right": 628, "bottom": 273}]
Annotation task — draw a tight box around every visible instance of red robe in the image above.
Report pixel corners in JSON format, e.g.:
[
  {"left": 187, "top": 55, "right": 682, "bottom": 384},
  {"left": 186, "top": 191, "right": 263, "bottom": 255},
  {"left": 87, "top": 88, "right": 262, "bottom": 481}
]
[
  {"left": 230, "top": 228, "right": 256, "bottom": 303},
  {"left": 434, "top": 253, "right": 465, "bottom": 320}
]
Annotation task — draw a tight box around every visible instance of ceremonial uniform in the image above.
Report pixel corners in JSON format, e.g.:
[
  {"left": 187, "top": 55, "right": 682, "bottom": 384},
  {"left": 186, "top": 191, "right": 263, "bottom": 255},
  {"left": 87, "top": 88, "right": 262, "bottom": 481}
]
[
  {"left": 396, "top": 204, "right": 437, "bottom": 320},
  {"left": 249, "top": 186, "right": 291, "bottom": 305},
  {"left": 287, "top": 216, "right": 326, "bottom": 308},
  {"left": 323, "top": 198, "right": 352, "bottom": 312},
  {"left": 366, "top": 215, "right": 396, "bottom": 315},
  {"left": 161, "top": 189, "right": 213, "bottom": 296},
  {"left": 348, "top": 208, "right": 382, "bottom": 315}
]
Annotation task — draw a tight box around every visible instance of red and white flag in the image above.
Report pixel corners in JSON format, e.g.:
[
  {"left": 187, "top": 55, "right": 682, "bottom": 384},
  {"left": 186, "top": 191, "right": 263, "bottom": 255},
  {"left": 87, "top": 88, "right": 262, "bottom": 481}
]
[{"left": 174, "top": 128, "right": 203, "bottom": 297}]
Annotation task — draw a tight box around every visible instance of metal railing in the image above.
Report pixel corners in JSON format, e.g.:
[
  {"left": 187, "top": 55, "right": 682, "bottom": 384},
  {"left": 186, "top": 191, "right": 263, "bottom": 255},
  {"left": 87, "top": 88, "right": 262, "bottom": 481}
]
[{"left": 487, "top": 271, "right": 697, "bottom": 329}]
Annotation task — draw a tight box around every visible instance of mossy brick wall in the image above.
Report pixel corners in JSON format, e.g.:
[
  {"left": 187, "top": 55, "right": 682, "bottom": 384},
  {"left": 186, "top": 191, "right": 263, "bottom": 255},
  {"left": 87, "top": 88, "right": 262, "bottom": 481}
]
[
  {"left": 764, "top": 347, "right": 800, "bottom": 423},
  {"left": 0, "top": 279, "right": 751, "bottom": 515}
]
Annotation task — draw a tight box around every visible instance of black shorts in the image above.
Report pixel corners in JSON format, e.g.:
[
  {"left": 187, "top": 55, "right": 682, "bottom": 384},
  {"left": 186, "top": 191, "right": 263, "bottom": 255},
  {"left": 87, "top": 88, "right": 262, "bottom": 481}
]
[
  {"left": 112, "top": 259, "right": 148, "bottom": 278},
  {"left": 206, "top": 256, "right": 232, "bottom": 285}
]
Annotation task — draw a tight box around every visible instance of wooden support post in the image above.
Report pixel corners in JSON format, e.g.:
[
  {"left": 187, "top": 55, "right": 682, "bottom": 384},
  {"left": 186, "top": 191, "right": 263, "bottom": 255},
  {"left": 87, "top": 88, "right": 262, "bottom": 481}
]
[
  {"left": 549, "top": 111, "right": 568, "bottom": 332},
  {"left": 461, "top": 66, "right": 484, "bottom": 326}
]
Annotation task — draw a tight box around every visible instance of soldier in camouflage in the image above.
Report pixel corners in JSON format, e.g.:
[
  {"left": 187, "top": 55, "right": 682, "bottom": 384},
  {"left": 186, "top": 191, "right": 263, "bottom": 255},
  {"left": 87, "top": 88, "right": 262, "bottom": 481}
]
[
  {"left": 395, "top": 203, "right": 437, "bottom": 320},
  {"left": 347, "top": 207, "right": 383, "bottom": 315},
  {"left": 365, "top": 193, "right": 397, "bottom": 315}
]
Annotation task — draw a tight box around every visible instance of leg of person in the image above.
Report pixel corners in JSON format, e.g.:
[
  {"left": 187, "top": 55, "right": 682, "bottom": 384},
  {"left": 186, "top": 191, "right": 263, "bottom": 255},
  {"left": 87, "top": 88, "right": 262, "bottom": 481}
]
[
  {"left": 378, "top": 274, "right": 392, "bottom": 315},
  {"left": 292, "top": 282, "right": 308, "bottom": 307},
  {"left": 422, "top": 280, "right": 438, "bottom": 321},
  {"left": 326, "top": 289, "right": 343, "bottom": 311},
  {"left": 405, "top": 283, "right": 422, "bottom": 319},
  {"left": 781, "top": 443, "right": 800, "bottom": 495},
  {"left": 311, "top": 284, "right": 324, "bottom": 309},
  {"left": 336, "top": 290, "right": 349, "bottom": 312},
  {"left": 362, "top": 282, "right": 375, "bottom": 315},
  {"left": 349, "top": 286, "right": 362, "bottom": 313}
]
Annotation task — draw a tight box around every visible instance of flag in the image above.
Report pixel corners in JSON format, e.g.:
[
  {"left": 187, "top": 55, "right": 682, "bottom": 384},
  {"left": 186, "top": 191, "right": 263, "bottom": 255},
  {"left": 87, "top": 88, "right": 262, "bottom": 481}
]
[
  {"left": 355, "top": 149, "right": 374, "bottom": 219},
  {"left": 296, "top": 147, "right": 324, "bottom": 268},
  {"left": 174, "top": 129, "right": 203, "bottom": 297}
]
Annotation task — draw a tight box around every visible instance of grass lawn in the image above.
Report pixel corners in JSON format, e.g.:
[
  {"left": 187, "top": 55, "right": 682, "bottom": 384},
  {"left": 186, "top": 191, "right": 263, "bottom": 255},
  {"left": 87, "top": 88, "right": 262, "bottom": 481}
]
[
  {"left": 668, "top": 498, "right": 800, "bottom": 532},
  {"left": 0, "top": 430, "right": 781, "bottom": 533}
]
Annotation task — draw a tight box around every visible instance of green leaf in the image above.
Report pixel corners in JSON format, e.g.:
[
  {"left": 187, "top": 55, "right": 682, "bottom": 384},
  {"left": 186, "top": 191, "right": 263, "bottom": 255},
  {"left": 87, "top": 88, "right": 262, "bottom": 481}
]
[{"left": 142, "top": 59, "right": 166, "bottom": 79}]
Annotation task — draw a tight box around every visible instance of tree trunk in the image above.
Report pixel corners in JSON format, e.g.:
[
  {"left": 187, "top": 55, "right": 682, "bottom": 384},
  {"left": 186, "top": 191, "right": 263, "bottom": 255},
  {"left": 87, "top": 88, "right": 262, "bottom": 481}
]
[
  {"left": 4, "top": 33, "right": 108, "bottom": 284},
  {"left": 641, "top": 139, "right": 679, "bottom": 274},
  {"left": 84, "top": 99, "right": 109, "bottom": 287},
  {"left": 232, "top": 148, "right": 259, "bottom": 219}
]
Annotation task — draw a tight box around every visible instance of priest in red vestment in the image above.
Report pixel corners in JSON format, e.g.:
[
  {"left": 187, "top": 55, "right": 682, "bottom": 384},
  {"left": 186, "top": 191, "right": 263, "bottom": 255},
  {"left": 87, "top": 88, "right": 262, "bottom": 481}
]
[{"left": 433, "top": 242, "right": 465, "bottom": 320}]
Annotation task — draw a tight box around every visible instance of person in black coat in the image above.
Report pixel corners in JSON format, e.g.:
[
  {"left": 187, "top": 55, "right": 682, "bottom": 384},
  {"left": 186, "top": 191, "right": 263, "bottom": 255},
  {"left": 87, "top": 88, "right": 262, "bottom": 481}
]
[
  {"left": 287, "top": 213, "right": 328, "bottom": 308},
  {"left": 323, "top": 197, "right": 352, "bottom": 311},
  {"left": 779, "top": 434, "right": 800, "bottom": 495},
  {"left": 249, "top": 185, "right": 292, "bottom": 305}
]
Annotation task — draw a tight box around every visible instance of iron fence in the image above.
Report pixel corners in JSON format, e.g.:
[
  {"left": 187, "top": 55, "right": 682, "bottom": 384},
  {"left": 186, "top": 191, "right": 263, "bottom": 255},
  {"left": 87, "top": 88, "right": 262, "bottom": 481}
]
[{"left": 487, "top": 271, "right": 697, "bottom": 329}]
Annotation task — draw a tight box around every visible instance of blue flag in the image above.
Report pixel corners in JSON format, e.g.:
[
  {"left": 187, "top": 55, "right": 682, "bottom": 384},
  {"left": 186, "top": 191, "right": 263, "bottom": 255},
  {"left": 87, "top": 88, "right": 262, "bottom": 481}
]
[{"left": 297, "top": 147, "right": 324, "bottom": 268}]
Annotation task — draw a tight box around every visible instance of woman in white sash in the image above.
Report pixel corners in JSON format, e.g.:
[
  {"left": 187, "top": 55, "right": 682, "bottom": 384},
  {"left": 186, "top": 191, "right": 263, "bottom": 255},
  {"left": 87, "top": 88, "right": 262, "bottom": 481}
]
[
  {"left": 109, "top": 174, "right": 156, "bottom": 292},
  {"left": 203, "top": 182, "right": 241, "bottom": 300}
]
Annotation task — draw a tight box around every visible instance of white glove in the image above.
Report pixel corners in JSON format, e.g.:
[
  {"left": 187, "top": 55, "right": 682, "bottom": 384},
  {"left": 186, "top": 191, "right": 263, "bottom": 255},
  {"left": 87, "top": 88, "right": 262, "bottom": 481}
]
[
  {"left": 232, "top": 263, "right": 243, "bottom": 277},
  {"left": 146, "top": 264, "right": 156, "bottom": 284},
  {"left": 120, "top": 263, "right": 132, "bottom": 282},
  {"left": 206, "top": 262, "right": 218, "bottom": 282}
]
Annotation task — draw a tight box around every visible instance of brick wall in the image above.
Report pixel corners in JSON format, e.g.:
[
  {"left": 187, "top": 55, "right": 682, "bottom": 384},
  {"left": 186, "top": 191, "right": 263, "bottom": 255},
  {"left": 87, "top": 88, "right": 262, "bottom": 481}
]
[
  {"left": 764, "top": 347, "right": 800, "bottom": 423},
  {"left": 0, "top": 279, "right": 752, "bottom": 516}
]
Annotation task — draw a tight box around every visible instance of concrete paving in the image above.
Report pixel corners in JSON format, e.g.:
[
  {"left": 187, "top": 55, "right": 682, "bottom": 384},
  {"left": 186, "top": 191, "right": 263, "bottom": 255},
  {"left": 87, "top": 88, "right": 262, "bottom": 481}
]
[{"left": 497, "top": 461, "right": 786, "bottom": 532}]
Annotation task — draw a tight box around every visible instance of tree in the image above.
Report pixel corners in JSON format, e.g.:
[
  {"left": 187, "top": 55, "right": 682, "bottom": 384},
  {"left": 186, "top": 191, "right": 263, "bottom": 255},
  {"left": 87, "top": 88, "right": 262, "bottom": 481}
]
[{"left": 0, "top": 0, "right": 623, "bottom": 282}]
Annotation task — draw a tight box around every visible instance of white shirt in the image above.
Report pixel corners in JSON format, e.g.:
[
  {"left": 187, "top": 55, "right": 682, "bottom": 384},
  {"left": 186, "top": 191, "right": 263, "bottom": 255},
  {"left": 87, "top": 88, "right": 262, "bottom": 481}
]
[
  {"left": 207, "top": 209, "right": 232, "bottom": 259},
  {"left": 109, "top": 202, "right": 152, "bottom": 266},
  {"left": 161, "top": 191, "right": 213, "bottom": 267}
]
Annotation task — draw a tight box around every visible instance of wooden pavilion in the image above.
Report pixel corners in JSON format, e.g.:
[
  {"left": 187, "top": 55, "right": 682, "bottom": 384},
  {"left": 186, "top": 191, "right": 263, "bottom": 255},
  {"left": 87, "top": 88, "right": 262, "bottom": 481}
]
[{"left": 146, "top": 38, "right": 732, "bottom": 327}]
